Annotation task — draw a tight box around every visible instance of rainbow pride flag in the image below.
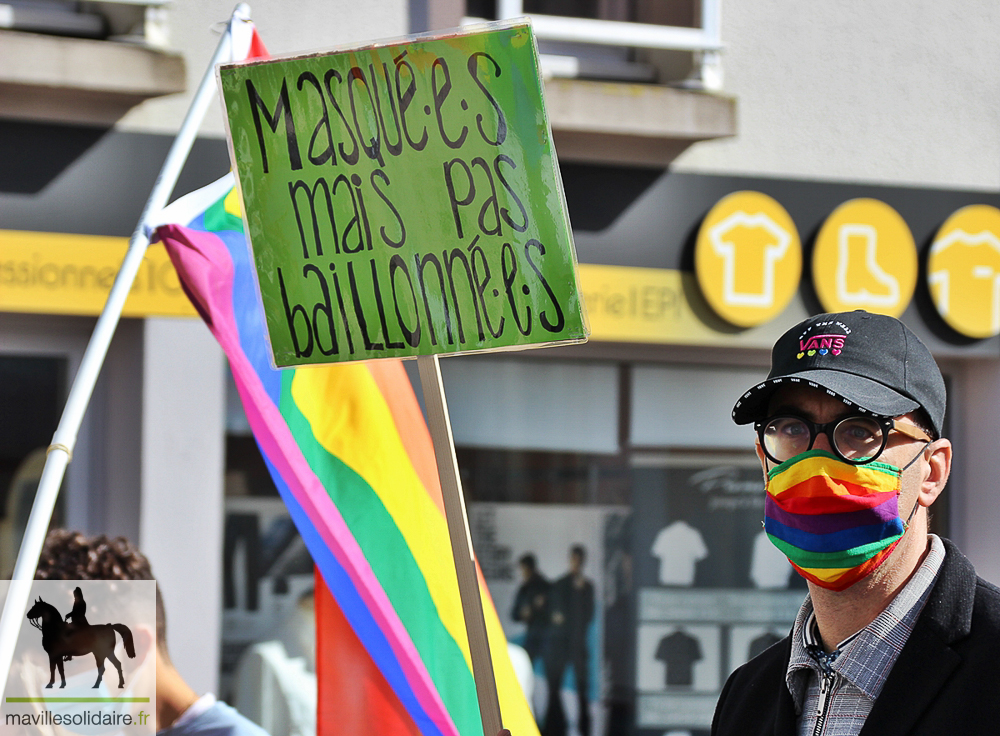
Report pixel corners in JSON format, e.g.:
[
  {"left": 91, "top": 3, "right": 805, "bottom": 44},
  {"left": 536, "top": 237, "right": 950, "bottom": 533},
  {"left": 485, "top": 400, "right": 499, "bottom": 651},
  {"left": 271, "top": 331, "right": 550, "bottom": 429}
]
[{"left": 155, "top": 174, "right": 537, "bottom": 736}]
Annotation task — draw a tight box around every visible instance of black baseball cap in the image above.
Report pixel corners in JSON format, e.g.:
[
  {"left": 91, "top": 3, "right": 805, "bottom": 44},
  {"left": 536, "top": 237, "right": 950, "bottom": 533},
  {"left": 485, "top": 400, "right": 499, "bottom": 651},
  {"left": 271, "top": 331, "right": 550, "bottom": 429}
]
[{"left": 731, "top": 311, "right": 946, "bottom": 437}]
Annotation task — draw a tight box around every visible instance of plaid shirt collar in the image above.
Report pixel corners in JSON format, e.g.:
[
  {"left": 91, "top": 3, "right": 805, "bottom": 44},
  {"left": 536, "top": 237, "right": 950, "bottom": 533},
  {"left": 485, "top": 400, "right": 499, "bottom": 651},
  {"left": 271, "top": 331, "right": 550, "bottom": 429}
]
[{"left": 786, "top": 534, "right": 946, "bottom": 707}]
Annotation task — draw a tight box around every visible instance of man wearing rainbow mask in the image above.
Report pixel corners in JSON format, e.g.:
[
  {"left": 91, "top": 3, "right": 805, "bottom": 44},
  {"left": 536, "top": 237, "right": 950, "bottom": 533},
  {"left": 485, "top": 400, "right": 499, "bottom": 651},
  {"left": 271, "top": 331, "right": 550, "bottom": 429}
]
[{"left": 712, "top": 310, "right": 1000, "bottom": 735}]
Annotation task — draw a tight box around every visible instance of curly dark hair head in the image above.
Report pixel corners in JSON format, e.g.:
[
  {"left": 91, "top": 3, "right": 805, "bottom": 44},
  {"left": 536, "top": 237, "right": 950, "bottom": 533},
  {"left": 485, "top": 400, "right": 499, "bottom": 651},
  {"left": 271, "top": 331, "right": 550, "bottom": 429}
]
[
  {"left": 36, "top": 530, "right": 154, "bottom": 582},
  {"left": 35, "top": 529, "right": 168, "bottom": 657}
]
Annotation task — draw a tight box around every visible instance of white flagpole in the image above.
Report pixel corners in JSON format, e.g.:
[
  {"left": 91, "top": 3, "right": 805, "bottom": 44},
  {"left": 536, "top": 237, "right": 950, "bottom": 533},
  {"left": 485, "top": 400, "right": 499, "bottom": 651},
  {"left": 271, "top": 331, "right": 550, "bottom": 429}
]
[{"left": 0, "top": 3, "right": 254, "bottom": 700}]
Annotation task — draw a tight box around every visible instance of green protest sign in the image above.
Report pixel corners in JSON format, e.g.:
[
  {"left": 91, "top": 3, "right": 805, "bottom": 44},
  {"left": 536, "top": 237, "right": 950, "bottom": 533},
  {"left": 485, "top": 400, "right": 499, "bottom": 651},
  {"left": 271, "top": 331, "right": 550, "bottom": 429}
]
[{"left": 218, "top": 21, "right": 588, "bottom": 367}]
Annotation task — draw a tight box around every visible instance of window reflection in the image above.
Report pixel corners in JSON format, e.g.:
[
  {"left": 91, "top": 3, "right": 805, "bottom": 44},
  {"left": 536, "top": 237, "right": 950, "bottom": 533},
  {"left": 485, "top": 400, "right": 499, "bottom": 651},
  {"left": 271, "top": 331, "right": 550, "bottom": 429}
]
[{"left": 463, "top": 445, "right": 808, "bottom": 736}]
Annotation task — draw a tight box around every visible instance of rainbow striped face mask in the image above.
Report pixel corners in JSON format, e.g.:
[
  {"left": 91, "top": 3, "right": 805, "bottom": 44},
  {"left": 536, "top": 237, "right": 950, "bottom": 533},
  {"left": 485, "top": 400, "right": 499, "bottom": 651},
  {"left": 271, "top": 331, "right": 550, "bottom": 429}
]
[{"left": 764, "top": 449, "right": 919, "bottom": 591}]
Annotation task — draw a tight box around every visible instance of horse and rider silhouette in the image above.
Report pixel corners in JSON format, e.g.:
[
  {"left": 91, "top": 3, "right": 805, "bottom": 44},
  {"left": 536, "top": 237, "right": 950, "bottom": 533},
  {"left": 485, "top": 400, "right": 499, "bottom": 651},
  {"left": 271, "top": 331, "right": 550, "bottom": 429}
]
[{"left": 26, "top": 587, "right": 135, "bottom": 689}]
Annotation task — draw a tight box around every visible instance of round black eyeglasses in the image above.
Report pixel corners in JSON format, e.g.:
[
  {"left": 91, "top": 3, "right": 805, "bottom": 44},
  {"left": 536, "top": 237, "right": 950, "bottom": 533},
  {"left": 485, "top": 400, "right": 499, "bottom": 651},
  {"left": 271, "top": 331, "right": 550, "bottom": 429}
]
[{"left": 755, "top": 414, "right": 932, "bottom": 465}]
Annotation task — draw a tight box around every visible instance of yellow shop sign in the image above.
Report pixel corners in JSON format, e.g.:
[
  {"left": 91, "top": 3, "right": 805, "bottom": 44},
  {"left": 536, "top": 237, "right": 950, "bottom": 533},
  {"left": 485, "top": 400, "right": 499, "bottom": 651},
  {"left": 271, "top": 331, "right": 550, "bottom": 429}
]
[
  {"left": 577, "top": 263, "right": 796, "bottom": 348},
  {"left": 0, "top": 230, "right": 196, "bottom": 318},
  {"left": 928, "top": 205, "right": 1000, "bottom": 339},
  {"left": 694, "top": 191, "right": 802, "bottom": 328},
  {"left": 811, "top": 198, "right": 917, "bottom": 318},
  {"left": 694, "top": 192, "right": 1000, "bottom": 340}
]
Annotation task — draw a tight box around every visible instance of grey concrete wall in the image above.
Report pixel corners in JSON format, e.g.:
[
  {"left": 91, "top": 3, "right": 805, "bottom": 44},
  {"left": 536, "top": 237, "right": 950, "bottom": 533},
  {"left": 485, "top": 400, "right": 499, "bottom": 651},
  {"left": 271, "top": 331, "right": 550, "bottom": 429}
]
[
  {"left": 674, "top": 0, "right": 1000, "bottom": 191},
  {"left": 139, "top": 318, "right": 225, "bottom": 696},
  {"left": 87, "top": 318, "right": 144, "bottom": 542},
  {"left": 119, "top": 0, "right": 410, "bottom": 138}
]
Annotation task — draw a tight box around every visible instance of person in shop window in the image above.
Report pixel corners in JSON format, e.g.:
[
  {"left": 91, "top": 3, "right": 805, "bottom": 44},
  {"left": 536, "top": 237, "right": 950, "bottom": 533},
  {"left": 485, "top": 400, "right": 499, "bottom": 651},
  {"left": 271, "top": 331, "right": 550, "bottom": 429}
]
[
  {"left": 542, "top": 544, "right": 594, "bottom": 736},
  {"left": 511, "top": 553, "right": 551, "bottom": 667}
]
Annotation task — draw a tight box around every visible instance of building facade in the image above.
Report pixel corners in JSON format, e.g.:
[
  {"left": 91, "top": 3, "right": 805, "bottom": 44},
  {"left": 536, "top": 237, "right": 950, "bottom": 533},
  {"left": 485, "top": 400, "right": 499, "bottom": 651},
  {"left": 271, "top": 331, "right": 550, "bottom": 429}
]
[{"left": 2, "top": 1, "right": 1000, "bottom": 734}]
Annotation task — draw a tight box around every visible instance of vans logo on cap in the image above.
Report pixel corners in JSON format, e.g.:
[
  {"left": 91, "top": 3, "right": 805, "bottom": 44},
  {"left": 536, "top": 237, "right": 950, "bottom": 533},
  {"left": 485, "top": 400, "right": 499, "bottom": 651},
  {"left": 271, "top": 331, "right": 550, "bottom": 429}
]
[
  {"left": 797, "top": 334, "right": 845, "bottom": 358},
  {"left": 795, "top": 320, "right": 851, "bottom": 359}
]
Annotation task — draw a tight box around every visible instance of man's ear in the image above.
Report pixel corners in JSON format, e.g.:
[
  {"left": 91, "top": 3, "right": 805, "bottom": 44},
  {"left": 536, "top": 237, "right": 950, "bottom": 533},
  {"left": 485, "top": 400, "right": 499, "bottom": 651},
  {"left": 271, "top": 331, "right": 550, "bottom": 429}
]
[
  {"left": 919, "top": 438, "right": 952, "bottom": 508},
  {"left": 754, "top": 436, "right": 769, "bottom": 479}
]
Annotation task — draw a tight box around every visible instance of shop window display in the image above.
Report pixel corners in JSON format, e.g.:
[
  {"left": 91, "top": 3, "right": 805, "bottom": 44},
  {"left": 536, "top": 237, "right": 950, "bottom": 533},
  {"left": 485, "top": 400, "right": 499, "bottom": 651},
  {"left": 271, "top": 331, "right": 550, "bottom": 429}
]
[{"left": 221, "top": 358, "right": 951, "bottom": 736}]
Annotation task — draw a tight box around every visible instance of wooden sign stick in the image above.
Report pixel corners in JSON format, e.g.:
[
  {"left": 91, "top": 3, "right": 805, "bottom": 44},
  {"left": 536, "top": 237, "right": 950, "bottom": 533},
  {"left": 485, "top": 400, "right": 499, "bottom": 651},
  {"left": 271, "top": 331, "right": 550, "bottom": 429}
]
[{"left": 417, "top": 354, "right": 503, "bottom": 736}]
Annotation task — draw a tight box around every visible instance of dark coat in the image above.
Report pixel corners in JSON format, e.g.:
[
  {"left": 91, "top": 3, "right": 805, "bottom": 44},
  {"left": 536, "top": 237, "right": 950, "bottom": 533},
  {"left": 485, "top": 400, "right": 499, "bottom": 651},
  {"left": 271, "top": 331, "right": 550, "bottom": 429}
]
[
  {"left": 512, "top": 572, "right": 551, "bottom": 630},
  {"left": 711, "top": 538, "right": 1000, "bottom": 736},
  {"left": 549, "top": 573, "right": 594, "bottom": 645}
]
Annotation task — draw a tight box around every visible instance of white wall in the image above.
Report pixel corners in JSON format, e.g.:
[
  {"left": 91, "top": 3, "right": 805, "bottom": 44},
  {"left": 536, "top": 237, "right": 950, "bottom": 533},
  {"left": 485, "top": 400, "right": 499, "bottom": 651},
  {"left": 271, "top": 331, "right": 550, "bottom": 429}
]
[
  {"left": 674, "top": 0, "right": 1000, "bottom": 190},
  {"left": 139, "top": 318, "right": 226, "bottom": 695},
  {"left": 119, "top": 0, "right": 410, "bottom": 138}
]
